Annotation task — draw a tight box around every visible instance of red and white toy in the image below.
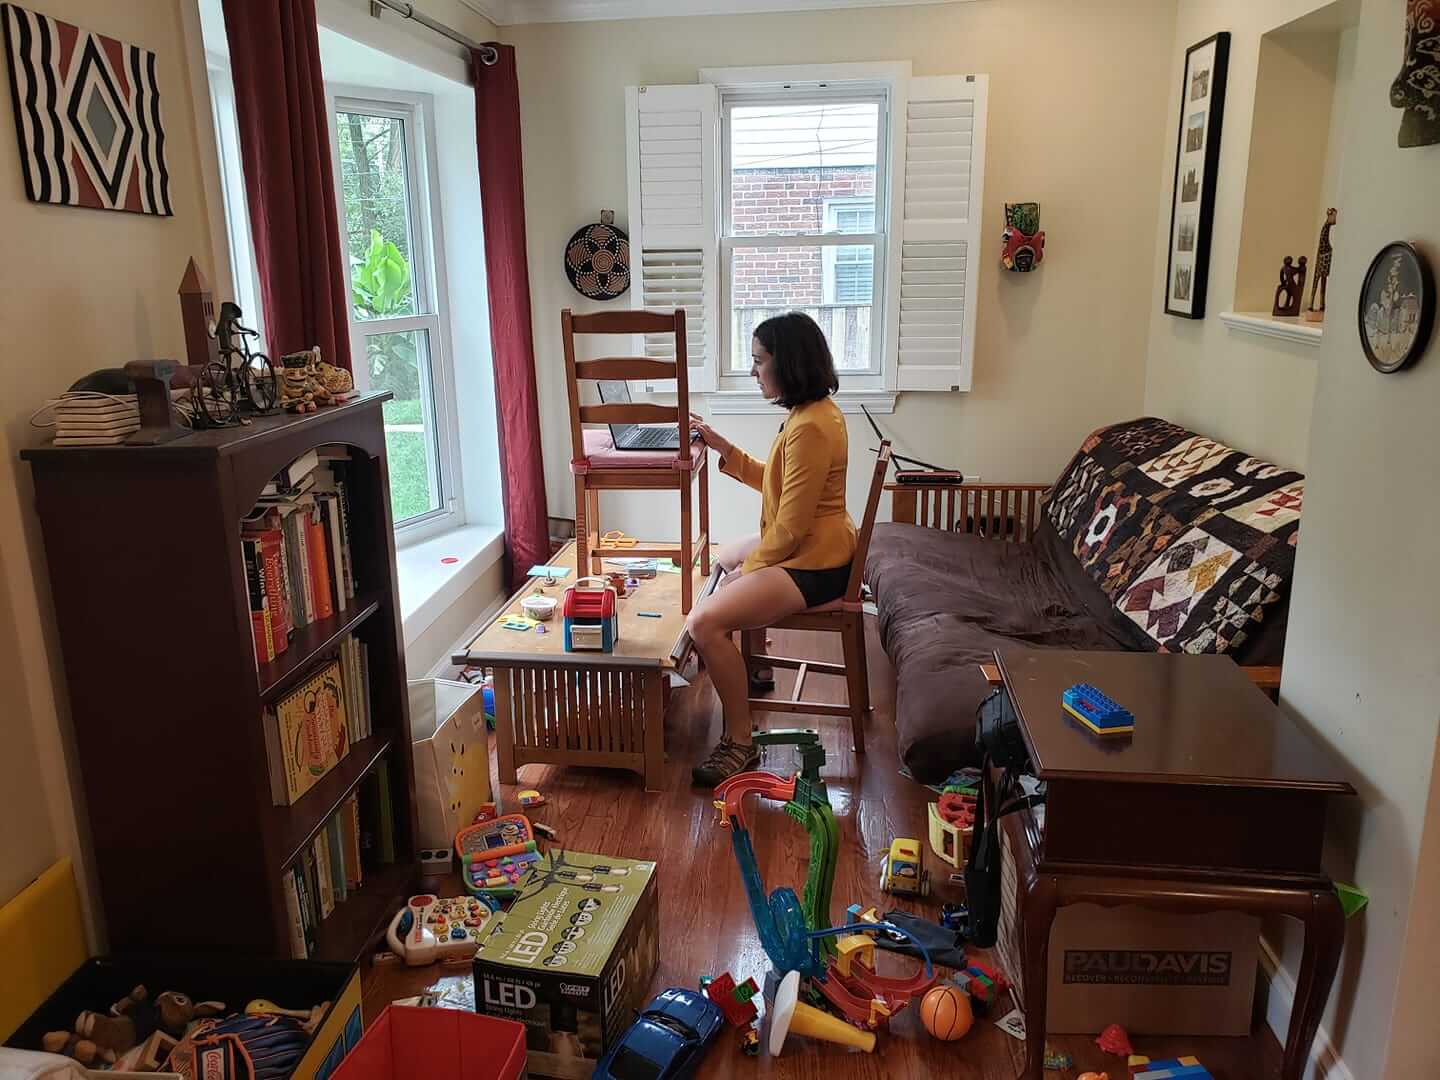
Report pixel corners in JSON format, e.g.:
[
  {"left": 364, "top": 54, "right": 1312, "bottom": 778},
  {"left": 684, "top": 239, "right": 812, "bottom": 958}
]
[{"left": 385, "top": 894, "right": 492, "bottom": 966}]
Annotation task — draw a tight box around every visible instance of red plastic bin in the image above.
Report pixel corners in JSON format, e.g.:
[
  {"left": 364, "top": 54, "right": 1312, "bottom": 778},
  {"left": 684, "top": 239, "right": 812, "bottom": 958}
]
[{"left": 332, "top": 1006, "right": 526, "bottom": 1080}]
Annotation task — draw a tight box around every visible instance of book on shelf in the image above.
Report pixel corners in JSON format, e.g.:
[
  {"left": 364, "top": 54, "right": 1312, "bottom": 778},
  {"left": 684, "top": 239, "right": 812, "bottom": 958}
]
[
  {"left": 282, "top": 868, "right": 307, "bottom": 960},
  {"left": 263, "top": 659, "right": 350, "bottom": 806},
  {"left": 242, "top": 538, "right": 275, "bottom": 665},
  {"left": 242, "top": 527, "right": 291, "bottom": 659},
  {"left": 326, "top": 815, "right": 347, "bottom": 904},
  {"left": 292, "top": 862, "right": 316, "bottom": 958},
  {"left": 305, "top": 507, "right": 335, "bottom": 621},
  {"left": 312, "top": 831, "right": 335, "bottom": 919}
]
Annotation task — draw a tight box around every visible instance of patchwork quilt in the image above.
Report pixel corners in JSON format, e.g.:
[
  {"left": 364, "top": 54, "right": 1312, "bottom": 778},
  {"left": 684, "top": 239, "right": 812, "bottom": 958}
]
[{"left": 1046, "top": 418, "right": 1304, "bottom": 655}]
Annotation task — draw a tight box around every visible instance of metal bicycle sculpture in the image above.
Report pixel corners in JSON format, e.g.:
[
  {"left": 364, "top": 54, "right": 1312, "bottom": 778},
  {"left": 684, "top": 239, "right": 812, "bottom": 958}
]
[{"left": 191, "top": 301, "right": 278, "bottom": 427}]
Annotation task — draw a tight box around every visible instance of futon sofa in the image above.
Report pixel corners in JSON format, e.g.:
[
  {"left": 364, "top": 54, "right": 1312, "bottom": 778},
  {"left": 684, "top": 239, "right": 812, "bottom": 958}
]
[{"left": 866, "top": 417, "right": 1302, "bottom": 783}]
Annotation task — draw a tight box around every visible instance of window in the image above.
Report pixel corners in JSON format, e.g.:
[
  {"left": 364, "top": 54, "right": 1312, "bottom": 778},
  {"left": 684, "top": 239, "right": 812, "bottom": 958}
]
[
  {"left": 329, "top": 92, "right": 458, "bottom": 529},
  {"left": 723, "top": 96, "right": 885, "bottom": 380},
  {"left": 624, "top": 67, "right": 988, "bottom": 399},
  {"left": 205, "top": 55, "right": 263, "bottom": 342}
]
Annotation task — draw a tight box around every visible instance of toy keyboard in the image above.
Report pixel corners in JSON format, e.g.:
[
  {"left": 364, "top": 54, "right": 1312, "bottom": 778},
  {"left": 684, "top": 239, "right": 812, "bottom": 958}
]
[
  {"left": 1061, "top": 683, "right": 1134, "bottom": 736},
  {"left": 456, "top": 814, "right": 542, "bottom": 900}
]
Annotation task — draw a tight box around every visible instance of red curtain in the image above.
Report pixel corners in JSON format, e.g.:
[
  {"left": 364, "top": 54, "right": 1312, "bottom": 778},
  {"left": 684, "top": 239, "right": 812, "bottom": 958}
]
[
  {"left": 221, "top": 0, "right": 352, "bottom": 371},
  {"left": 473, "top": 44, "right": 550, "bottom": 586}
]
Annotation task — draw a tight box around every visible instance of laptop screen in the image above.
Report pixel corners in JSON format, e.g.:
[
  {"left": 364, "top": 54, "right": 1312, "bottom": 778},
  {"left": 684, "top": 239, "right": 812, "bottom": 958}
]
[{"left": 595, "top": 380, "right": 637, "bottom": 445}]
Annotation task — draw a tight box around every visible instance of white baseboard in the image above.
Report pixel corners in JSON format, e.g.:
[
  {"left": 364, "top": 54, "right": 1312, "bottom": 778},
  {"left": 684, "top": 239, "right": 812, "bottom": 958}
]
[{"left": 1258, "top": 937, "right": 1352, "bottom": 1080}]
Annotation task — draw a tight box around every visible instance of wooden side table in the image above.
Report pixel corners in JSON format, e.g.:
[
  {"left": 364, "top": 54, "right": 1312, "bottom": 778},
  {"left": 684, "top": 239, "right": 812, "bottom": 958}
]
[
  {"left": 991, "top": 649, "right": 1355, "bottom": 1080},
  {"left": 453, "top": 541, "right": 713, "bottom": 791}
]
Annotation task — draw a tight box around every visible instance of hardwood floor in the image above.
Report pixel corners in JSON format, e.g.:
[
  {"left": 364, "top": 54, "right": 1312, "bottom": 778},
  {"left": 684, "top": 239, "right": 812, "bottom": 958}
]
[{"left": 365, "top": 620, "right": 1285, "bottom": 1078}]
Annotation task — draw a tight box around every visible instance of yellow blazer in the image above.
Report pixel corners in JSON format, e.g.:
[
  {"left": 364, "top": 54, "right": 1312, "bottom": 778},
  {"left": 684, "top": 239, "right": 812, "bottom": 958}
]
[{"left": 719, "top": 397, "right": 857, "bottom": 575}]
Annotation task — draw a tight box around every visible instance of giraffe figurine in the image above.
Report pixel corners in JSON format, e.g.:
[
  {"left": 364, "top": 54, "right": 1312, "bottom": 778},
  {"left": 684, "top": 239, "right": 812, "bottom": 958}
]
[{"left": 1305, "top": 208, "right": 1337, "bottom": 323}]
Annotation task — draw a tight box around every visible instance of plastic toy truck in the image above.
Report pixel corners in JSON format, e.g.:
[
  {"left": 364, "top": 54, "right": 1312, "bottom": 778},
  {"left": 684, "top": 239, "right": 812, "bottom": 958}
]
[
  {"left": 880, "top": 837, "right": 930, "bottom": 897},
  {"left": 592, "top": 987, "right": 723, "bottom": 1079}
]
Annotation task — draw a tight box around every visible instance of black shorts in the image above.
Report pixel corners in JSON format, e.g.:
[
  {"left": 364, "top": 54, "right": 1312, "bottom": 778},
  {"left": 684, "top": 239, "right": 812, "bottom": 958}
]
[{"left": 784, "top": 563, "right": 853, "bottom": 608}]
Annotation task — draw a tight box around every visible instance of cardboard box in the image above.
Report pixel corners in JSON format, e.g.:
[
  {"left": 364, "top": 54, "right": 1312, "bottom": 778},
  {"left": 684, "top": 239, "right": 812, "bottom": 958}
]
[
  {"left": 1046, "top": 904, "right": 1259, "bottom": 1035},
  {"left": 472, "top": 851, "right": 658, "bottom": 1079},
  {"left": 408, "top": 679, "right": 491, "bottom": 852},
  {"left": 997, "top": 814, "right": 1259, "bottom": 1037}
]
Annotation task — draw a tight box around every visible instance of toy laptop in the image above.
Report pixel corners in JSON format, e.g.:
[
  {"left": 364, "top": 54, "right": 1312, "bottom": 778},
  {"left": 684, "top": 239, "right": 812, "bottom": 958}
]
[
  {"left": 562, "top": 577, "right": 619, "bottom": 653},
  {"left": 472, "top": 851, "right": 657, "bottom": 1079},
  {"left": 456, "top": 815, "right": 541, "bottom": 902}
]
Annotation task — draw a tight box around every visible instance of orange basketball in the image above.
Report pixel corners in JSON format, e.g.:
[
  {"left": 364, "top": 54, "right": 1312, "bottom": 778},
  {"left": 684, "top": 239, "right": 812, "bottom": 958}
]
[{"left": 920, "top": 985, "right": 973, "bottom": 1041}]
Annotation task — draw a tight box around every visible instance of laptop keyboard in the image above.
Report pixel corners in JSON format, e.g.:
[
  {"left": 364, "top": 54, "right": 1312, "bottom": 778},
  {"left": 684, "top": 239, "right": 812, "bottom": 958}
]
[{"left": 628, "top": 427, "right": 675, "bottom": 449}]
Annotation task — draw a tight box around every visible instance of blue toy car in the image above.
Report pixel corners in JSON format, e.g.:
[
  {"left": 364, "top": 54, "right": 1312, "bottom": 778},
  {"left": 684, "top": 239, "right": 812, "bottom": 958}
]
[{"left": 592, "top": 987, "right": 724, "bottom": 1079}]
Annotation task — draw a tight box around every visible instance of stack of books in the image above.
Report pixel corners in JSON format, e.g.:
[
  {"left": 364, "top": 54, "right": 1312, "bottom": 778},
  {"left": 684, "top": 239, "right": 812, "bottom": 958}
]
[
  {"left": 281, "top": 758, "right": 398, "bottom": 959},
  {"left": 51, "top": 394, "right": 142, "bottom": 446},
  {"left": 241, "top": 449, "right": 359, "bottom": 665}
]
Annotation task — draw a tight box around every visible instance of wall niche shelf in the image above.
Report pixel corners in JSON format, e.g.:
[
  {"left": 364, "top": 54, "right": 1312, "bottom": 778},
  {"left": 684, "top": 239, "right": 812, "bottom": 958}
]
[{"left": 1219, "top": 311, "right": 1324, "bottom": 348}]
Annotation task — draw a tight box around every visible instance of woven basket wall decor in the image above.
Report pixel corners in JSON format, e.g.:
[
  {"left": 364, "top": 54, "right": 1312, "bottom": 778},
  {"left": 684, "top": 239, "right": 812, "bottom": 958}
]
[{"left": 564, "top": 215, "right": 631, "bottom": 300}]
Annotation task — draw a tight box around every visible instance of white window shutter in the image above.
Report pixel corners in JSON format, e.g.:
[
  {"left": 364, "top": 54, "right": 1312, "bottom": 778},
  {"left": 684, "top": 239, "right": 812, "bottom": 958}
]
[
  {"left": 623, "top": 84, "right": 720, "bottom": 393},
  {"left": 885, "top": 74, "right": 987, "bottom": 392}
]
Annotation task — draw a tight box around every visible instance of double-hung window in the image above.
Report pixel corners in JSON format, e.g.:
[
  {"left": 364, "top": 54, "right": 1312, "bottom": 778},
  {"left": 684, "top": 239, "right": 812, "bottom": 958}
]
[
  {"left": 624, "top": 65, "right": 987, "bottom": 401},
  {"left": 328, "top": 90, "right": 460, "bottom": 532}
]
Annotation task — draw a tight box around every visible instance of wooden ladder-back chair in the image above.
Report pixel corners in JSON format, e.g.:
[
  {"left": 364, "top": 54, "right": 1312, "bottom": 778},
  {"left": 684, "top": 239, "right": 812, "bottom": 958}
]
[
  {"left": 562, "top": 307, "right": 711, "bottom": 613},
  {"left": 742, "top": 441, "right": 892, "bottom": 753}
]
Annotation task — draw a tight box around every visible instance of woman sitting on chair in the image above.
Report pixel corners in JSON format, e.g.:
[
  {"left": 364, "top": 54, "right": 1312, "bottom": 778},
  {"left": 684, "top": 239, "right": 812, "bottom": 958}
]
[{"left": 687, "top": 312, "right": 856, "bottom": 786}]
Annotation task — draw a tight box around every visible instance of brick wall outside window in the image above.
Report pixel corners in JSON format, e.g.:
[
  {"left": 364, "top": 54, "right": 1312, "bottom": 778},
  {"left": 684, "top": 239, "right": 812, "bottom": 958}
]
[{"left": 730, "top": 165, "right": 876, "bottom": 307}]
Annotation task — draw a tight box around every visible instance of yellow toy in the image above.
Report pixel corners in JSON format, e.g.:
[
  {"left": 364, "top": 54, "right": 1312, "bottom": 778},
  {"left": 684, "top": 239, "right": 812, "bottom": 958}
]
[{"left": 880, "top": 837, "right": 930, "bottom": 897}]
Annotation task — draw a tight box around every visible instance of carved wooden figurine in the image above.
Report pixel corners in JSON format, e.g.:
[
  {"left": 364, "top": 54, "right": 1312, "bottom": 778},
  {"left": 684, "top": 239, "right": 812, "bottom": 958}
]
[
  {"left": 1305, "top": 208, "right": 1337, "bottom": 322},
  {"left": 1273, "top": 255, "right": 1308, "bottom": 318}
]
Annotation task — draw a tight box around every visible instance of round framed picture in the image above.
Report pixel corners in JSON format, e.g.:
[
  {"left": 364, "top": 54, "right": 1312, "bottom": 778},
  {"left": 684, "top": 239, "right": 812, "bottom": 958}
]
[
  {"left": 564, "top": 221, "right": 630, "bottom": 300},
  {"left": 1358, "top": 241, "right": 1434, "bottom": 374}
]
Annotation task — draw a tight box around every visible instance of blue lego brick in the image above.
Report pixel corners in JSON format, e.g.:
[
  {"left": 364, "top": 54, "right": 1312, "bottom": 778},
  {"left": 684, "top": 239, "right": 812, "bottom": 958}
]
[
  {"left": 1061, "top": 682, "right": 1134, "bottom": 735},
  {"left": 1133, "top": 1057, "right": 1211, "bottom": 1080}
]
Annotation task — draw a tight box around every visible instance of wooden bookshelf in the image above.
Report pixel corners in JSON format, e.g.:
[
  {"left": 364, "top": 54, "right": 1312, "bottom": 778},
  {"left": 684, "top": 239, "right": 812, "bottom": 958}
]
[{"left": 23, "top": 394, "right": 419, "bottom": 963}]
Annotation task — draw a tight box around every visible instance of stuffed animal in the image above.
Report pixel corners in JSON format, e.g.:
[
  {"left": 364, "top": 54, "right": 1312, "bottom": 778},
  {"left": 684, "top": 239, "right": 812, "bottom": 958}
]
[
  {"left": 49, "top": 985, "right": 224, "bottom": 1067},
  {"left": 40, "top": 1030, "right": 109, "bottom": 1067},
  {"left": 279, "top": 351, "right": 319, "bottom": 413},
  {"left": 314, "top": 359, "right": 353, "bottom": 400}
]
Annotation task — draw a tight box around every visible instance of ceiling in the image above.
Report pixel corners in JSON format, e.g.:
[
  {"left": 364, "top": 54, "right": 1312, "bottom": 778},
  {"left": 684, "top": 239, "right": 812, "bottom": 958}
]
[{"left": 462, "top": 0, "right": 971, "bottom": 26}]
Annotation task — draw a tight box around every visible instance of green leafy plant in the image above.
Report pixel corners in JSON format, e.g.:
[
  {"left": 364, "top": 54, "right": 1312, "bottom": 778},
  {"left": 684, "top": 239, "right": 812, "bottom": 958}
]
[{"left": 351, "top": 229, "right": 413, "bottom": 317}]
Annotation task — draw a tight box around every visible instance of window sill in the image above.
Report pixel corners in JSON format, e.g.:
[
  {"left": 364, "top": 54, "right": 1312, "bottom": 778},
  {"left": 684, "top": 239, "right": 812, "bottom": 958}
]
[
  {"left": 1218, "top": 311, "right": 1324, "bottom": 348},
  {"left": 396, "top": 522, "right": 505, "bottom": 646},
  {"left": 706, "top": 389, "right": 898, "bottom": 415}
]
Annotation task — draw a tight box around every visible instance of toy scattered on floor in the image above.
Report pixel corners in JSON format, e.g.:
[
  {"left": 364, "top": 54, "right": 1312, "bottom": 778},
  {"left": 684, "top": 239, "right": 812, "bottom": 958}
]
[
  {"left": 1130, "top": 1056, "right": 1212, "bottom": 1079},
  {"left": 517, "top": 788, "right": 546, "bottom": 808},
  {"left": 928, "top": 790, "right": 977, "bottom": 866},
  {"left": 700, "top": 972, "right": 760, "bottom": 1027},
  {"left": 740, "top": 1026, "right": 760, "bottom": 1056},
  {"left": 880, "top": 837, "right": 931, "bottom": 896},
  {"left": 768, "top": 970, "right": 876, "bottom": 1055},
  {"left": 520, "top": 594, "right": 557, "bottom": 621},
  {"left": 939, "top": 903, "right": 968, "bottom": 930},
  {"left": 532, "top": 821, "right": 558, "bottom": 841},
  {"left": 952, "top": 961, "right": 1009, "bottom": 1015},
  {"left": 592, "top": 987, "right": 724, "bottom": 1079},
  {"left": 919, "top": 985, "right": 973, "bottom": 1041},
  {"left": 1062, "top": 683, "right": 1135, "bottom": 735},
  {"left": 475, "top": 802, "right": 498, "bottom": 823},
  {"left": 456, "top": 814, "right": 541, "bottom": 900},
  {"left": 1077, "top": 1073, "right": 1110, "bottom": 1080},
  {"left": 1335, "top": 881, "right": 1369, "bottom": 917},
  {"left": 562, "top": 576, "right": 620, "bottom": 652},
  {"left": 1095, "top": 1022, "right": 1134, "bottom": 1056},
  {"left": 1043, "top": 1047, "right": 1074, "bottom": 1070},
  {"left": 385, "top": 894, "right": 493, "bottom": 965},
  {"left": 500, "top": 614, "right": 537, "bottom": 632}
]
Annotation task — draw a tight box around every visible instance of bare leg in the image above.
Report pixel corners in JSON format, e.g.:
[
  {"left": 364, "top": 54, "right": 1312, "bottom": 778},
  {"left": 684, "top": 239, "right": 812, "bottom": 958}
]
[
  {"left": 714, "top": 535, "right": 771, "bottom": 684},
  {"left": 686, "top": 566, "right": 807, "bottom": 743}
]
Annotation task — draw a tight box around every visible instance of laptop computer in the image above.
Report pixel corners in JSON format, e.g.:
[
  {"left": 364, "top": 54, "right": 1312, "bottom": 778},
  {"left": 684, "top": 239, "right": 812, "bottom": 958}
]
[{"left": 596, "top": 380, "right": 697, "bottom": 451}]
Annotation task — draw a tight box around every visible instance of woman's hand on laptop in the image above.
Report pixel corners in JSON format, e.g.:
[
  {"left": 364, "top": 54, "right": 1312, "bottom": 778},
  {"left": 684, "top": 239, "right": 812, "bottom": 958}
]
[{"left": 690, "top": 413, "right": 732, "bottom": 459}]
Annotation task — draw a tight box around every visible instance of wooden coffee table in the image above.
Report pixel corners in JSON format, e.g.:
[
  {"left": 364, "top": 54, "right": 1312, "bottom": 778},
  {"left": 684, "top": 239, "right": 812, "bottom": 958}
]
[
  {"left": 990, "top": 649, "right": 1355, "bottom": 1080},
  {"left": 454, "top": 541, "right": 713, "bottom": 791}
]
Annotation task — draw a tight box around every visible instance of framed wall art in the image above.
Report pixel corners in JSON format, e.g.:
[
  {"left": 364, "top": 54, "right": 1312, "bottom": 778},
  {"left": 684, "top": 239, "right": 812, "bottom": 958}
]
[
  {"left": 1358, "top": 241, "right": 1434, "bottom": 373},
  {"left": 1164, "top": 32, "right": 1230, "bottom": 319},
  {"left": 1, "top": 2, "right": 173, "bottom": 215}
]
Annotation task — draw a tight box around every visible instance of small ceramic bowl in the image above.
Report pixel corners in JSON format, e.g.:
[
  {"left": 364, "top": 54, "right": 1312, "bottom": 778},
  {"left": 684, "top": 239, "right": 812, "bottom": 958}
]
[{"left": 521, "top": 595, "right": 557, "bottom": 621}]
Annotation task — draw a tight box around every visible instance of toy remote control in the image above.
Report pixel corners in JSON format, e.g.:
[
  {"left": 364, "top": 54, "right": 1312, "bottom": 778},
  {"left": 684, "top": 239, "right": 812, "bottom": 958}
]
[
  {"left": 1061, "top": 683, "right": 1134, "bottom": 736},
  {"left": 385, "top": 894, "right": 493, "bottom": 965}
]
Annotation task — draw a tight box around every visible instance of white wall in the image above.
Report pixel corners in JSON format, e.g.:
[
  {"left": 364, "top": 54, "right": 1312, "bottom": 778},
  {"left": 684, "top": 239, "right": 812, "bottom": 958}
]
[
  {"left": 502, "top": 0, "right": 1178, "bottom": 541},
  {"left": 1150, "top": 0, "right": 1440, "bottom": 1075},
  {"left": 0, "top": 0, "right": 226, "bottom": 925},
  {"left": 1276, "top": 0, "right": 1440, "bottom": 1060}
]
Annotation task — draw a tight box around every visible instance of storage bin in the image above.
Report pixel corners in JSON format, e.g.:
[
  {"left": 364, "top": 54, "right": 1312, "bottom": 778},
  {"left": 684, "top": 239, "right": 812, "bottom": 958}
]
[
  {"left": 331, "top": 1006, "right": 524, "bottom": 1080},
  {"left": 408, "top": 679, "right": 491, "bottom": 852}
]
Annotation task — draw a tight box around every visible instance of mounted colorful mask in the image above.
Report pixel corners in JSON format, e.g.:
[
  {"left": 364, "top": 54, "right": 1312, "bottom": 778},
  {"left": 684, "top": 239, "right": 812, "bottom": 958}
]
[{"left": 1000, "top": 201, "right": 1045, "bottom": 272}]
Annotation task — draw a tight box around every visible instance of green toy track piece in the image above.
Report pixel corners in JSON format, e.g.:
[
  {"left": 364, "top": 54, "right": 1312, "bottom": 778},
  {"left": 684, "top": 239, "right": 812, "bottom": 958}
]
[{"left": 1335, "top": 882, "right": 1368, "bottom": 918}]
